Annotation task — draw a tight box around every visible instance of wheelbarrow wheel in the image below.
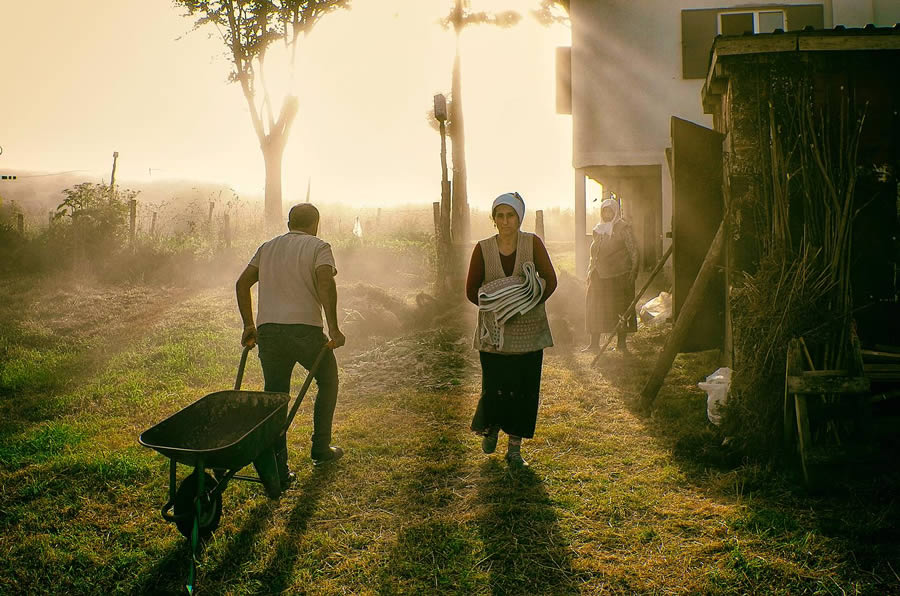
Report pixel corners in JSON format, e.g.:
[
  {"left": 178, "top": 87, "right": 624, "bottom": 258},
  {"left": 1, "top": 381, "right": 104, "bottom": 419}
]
[{"left": 173, "top": 471, "right": 222, "bottom": 540}]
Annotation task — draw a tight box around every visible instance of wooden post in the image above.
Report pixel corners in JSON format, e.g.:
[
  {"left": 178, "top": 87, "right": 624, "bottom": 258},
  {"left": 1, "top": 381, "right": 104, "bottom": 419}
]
[
  {"left": 640, "top": 218, "right": 726, "bottom": 410},
  {"left": 224, "top": 213, "right": 232, "bottom": 249},
  {"left": 433, "top": 202, "right": 441, "bottom": 240},
  {"left": 433, "top": 201, "right": 445, "bottom": 284},
  {"left": 150, "top": 212, "right": 157, "bottom": 237},
  {"left": 783, "top": 339, "right": 802, "bottom": 447},
  {"left": 535, "top": 209, "right": 545, "bottom": 239},
  {"left": 575, "top": 169, "right": 587, "bottom": 278},
  {"left": 109, "top": 151, "right": 119, "bottom": 197},
  {"left": 129, "top": 199, "right": 137, "bottom": 247},
  {"left": 17, "top": 213, "right": 24, "bottom": 236}
]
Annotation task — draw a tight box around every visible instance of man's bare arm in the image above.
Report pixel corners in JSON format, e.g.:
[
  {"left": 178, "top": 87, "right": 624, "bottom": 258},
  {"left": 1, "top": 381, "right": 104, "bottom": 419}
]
[
  {"left": 316, "top": 265, "right": 345, "bottom": 349},
  {"left": 236, "top": 265, "right": 259, "bottom": 347}
]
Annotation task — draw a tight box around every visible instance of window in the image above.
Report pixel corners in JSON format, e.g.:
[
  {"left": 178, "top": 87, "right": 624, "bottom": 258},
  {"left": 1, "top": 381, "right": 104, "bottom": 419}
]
[
  {"left": 682, "top": 5, "right": 822, "bottom": 79},
  {"left": 719, "top": 9, "right": 786, "bottom": 35}
]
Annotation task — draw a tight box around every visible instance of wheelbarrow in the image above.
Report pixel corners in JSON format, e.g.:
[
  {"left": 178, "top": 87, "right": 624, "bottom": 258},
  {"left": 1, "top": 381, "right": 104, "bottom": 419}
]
[{"left": 139, "top": 344, "right": 328, "bottom": 592}]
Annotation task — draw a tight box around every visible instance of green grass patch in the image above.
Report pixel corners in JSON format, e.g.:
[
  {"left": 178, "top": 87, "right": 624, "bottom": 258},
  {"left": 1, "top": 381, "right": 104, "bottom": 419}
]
[
  {"left": 0, "top": 279, "right": 897, "bottom": 595},
  {"left": 0, "top": 422, "right": 86, "bottom": 467}
]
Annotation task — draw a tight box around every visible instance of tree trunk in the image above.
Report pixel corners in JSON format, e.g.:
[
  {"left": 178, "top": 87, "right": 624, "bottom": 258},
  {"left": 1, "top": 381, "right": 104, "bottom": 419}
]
[
  {"left": 449, "top": 47, "right": 469, "bottom": 245},
  {"left": 262, "top": 138, "right": 285, "bottom": 232}
]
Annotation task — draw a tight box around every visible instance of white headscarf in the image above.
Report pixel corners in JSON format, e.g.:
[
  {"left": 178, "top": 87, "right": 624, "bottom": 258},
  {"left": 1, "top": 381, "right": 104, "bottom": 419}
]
[
  {"left": 592, "top": 198, "right": 621, "bottom": 238},
  {"left": 492, "top": 192, "right": 525, "bottom": 224}
]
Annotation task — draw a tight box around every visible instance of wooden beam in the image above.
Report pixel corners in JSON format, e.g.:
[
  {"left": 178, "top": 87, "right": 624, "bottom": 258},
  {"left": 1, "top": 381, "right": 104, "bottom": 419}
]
[
  {"left": 640, "top": 218, "right": 725, "bottom": 410},
  {"left": 798, "top": 36, "right": 900, "bottom": 51},
  {"left": 786, "top": 375, "right": 870, "bottom": 395},
  {"left": 715, "top": 35, "right": 798, "bottom": 56}
]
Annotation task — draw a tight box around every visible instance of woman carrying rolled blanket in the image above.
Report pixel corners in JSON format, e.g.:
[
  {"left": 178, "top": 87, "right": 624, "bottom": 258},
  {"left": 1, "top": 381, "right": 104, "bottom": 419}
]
[{"left": 465, "top": 192, "right": 557, "bottom": 468}]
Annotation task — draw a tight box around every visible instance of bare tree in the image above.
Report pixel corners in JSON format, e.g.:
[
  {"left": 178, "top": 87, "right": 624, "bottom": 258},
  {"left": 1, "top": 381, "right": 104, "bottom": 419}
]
[
  {"left": 442, "top": 1, "right": 520, "bottom": 245},
  {"left": 175, "top": 0, "right": 351, "bottom": 231},
  {"left": 533, "top": 0, "right": 569, "bottom": 25}
]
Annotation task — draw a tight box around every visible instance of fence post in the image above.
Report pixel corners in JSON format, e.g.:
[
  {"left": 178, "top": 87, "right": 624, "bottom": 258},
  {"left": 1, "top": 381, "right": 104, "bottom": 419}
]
[
  {"left": 48, "top": 210, "right": 54, "bottom": 226},
  {"left": 150, "top": 212, "right": 157, "bottom": 237},
  {"left": 433, "top": 201, "right": 445, "bottom": 285},
  {"left": 109, "top": 151, "right": 119, "bottom": 197},
  {"left": 224, "top": 213, "right": 232, "bottom": 249},
  {"left": 17, "top": 213, "right": 24, "bottom": 236},
  {"left": 129, "top": 199, "right": 137, "bottom": 247},
  {"left": 535, "top": 209, "right": 545, "bottom": 240}
]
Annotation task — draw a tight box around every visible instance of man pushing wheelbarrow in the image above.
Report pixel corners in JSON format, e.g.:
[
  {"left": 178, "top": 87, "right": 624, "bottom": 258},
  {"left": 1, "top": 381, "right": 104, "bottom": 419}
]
[{"left": 236, "top": 203, "right": 346, "bottom": 490}]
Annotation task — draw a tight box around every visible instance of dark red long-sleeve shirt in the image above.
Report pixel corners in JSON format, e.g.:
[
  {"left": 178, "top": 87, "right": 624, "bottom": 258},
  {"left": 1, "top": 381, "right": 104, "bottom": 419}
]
[{"left": 465, "top": 235, "right": 557, "bottom": 306}]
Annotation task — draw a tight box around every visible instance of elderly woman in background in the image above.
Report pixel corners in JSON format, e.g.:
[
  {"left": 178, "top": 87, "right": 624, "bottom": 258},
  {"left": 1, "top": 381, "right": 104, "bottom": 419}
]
[
  {"left": 465, "top": 192, "right": 557, "bottom": 468},
  {"left": 584, "top": 198, "right": 639, "bottom": 353}
]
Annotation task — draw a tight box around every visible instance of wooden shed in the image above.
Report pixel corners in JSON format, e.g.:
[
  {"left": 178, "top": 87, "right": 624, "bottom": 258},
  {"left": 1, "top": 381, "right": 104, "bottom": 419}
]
[{"left": 682, "top": 24, "right": 900, "bottom": 476}]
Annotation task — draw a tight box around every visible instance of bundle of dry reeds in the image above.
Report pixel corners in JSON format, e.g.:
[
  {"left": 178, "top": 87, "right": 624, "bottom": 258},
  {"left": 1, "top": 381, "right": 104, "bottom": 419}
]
[{"left": 726, "top": 81, "right": 867, "bottom": 454}]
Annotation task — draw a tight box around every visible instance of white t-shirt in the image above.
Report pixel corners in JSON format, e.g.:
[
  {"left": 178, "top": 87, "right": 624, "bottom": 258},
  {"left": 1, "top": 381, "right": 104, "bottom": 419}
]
[{"left": 248, "top": 231, "right": 337, "bottom": 327}]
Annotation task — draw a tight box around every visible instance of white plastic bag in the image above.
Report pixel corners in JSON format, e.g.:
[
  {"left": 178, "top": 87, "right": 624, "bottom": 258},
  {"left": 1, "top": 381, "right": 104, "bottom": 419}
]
[
  {"left": 639, "top": 291, "right": 672, "bottom": 327},
  {"left": 698, "top": 367, "right": 732, "bottom": 425}
]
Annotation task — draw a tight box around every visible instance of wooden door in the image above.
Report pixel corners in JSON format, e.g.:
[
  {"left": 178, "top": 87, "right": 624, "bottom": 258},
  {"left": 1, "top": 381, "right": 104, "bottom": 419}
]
[{"left": 671, "top": 116, "right": 725, "bottom": 352}]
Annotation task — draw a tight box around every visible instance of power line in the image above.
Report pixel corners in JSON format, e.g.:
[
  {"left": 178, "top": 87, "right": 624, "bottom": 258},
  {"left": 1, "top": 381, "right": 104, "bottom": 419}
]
[{"left": 15, "top": 170, "right": 93, "bottom": 179}]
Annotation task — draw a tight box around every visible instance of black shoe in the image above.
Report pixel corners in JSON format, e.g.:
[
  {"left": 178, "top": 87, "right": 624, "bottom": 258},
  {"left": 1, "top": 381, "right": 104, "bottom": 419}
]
[
  {"left": 505, "top": 451, "right": 529, "bottom": 468},
  {"left": 311, "top": 446, "right": 344, "bottom": 465},
  {"left": 280, "top": 471, "right": 296, "bottom": 489},
  {"left": 482, "top": 431, "right": 499, "bottom": 454}
]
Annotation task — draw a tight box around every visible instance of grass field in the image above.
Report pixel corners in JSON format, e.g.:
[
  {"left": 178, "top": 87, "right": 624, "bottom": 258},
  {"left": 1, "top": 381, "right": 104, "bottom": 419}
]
[{"left": 1, "top": 274, "right": 898, "bottom": 595}]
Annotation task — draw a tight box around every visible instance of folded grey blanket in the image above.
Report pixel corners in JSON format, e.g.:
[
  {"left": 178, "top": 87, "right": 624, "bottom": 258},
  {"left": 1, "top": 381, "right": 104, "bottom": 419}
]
[{"left": 477, "top": 261, "right": 545, "bottom": 350}]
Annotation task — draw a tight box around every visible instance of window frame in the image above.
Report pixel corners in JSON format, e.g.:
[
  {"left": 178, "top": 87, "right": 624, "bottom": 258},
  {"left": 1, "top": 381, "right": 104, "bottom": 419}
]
[{"left": 717, "top": 8, "right": 787, "bottom": 35}]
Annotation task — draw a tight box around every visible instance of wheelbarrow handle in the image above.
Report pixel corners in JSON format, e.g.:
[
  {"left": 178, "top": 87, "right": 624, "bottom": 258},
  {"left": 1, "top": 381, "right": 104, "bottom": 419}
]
[
  {"left": 283, "top": 346, "right": 330, "bottom": 435},
  {"left": 235, "top": 344, "right": 254, "bottom": 390}
]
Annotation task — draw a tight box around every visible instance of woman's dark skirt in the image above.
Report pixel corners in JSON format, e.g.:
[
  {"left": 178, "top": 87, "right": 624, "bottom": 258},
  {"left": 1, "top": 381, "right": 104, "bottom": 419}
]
[
  {"left": 586, "top": 272, "right": 637, "bottom": 334},
  {"left": 471, "top": 350, "right": 543, "bottom": 439}
]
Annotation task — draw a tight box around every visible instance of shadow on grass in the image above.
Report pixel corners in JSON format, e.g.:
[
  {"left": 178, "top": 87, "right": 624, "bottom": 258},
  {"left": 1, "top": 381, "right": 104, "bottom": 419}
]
[
  {"left": 376, "top": 388, "right": 481, "bottom": 592},
  {"left": 251, "top": 463, "right": 339, "bottom": 593},
  {"left": 589, "top": 340, "right": 740, "bottom": 470},
  {"left": 474, "top": 459, "right": 580, "bottom": 595},
  {"left": 134, "top": 540, "right": 193, "bottom": 595},
  {"left": 558, "top": 337, "right": 900, "bottom": 593}
]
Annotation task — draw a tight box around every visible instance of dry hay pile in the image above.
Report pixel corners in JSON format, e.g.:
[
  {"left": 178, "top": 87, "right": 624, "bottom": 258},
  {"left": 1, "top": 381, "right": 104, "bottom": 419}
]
[
  {"left": 341, "top": 327, "right": 478, "bottom": 394},
  {"left": 339, "top": 282, "right": 471, "bottom": 342}
]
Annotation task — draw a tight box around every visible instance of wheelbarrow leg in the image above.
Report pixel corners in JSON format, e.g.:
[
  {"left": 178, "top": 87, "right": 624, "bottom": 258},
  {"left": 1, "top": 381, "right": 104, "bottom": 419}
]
[
  {"left": 253, "top": 448, "right": 282, "bottom": 499},
  {"left": 186, "top": 460, "right": 205, "bottom": 595}
]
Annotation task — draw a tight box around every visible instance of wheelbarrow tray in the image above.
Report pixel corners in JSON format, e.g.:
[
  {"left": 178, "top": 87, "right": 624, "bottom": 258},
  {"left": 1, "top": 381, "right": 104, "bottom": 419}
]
[{"left": 139, "top": 390, "right": 290, "bottom": 470}]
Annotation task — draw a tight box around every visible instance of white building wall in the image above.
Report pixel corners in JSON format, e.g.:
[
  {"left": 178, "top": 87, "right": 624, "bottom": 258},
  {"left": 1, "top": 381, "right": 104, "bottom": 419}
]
[{"left": 570, "top": 0, "right": 837, "bottom": 169}]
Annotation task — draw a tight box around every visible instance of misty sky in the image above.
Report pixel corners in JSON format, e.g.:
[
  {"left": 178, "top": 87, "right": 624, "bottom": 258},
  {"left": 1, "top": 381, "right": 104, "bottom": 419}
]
[{"left": 1, "top": 0, "right": 574, "bottom": 211}]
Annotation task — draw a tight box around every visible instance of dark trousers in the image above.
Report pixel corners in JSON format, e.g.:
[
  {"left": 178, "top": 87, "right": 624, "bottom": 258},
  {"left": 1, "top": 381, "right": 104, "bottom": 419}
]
[{"left": 257, "top": 323, "right": 339, "bottom": 469}]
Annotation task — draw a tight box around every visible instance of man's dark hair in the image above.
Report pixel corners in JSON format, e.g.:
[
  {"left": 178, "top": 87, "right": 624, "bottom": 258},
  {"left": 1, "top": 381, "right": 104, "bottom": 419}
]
[{"left": 288, "top": 204, "right": 320, "bottom": 230}]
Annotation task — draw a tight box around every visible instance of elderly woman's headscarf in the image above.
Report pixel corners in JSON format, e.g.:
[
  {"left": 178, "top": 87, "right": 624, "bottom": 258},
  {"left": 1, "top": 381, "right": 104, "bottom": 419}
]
[
  {"left": 592, "top": 198, "right": 621, "bottom": 238},
  {"left": 492, "top": 192, "right": 525, "bottom": 225}
]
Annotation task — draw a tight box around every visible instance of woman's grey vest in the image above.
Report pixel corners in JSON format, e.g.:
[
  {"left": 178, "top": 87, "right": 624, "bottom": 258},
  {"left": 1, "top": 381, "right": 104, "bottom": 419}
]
[{"left": 473, "top": 231, "right": 553, "bottom": 354}]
